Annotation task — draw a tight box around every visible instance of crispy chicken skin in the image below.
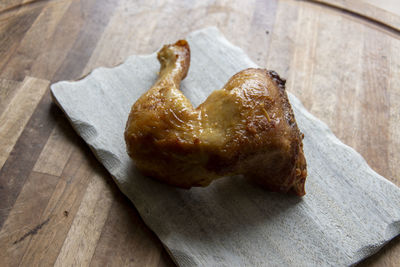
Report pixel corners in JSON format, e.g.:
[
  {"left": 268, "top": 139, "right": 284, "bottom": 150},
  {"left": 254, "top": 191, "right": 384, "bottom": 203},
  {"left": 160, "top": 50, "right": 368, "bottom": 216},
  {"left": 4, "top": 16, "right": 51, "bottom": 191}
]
[{"left": 124, "top": 40, "right": 307, "bottom": 196}]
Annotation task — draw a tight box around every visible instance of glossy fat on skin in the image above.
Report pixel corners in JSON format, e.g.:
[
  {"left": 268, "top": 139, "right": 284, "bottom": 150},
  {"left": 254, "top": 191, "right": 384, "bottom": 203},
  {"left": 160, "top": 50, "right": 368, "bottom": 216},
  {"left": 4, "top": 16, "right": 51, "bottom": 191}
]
[{"left": 124, "top": 40, "right": 307, "bottom": 195}]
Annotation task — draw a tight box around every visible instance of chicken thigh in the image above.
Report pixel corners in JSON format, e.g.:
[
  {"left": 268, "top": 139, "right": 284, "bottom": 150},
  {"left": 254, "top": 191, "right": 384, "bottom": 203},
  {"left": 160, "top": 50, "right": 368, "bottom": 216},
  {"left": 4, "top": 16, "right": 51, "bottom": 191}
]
[{"left": 125, "top": 40, "right": 307, "bottom": 196}]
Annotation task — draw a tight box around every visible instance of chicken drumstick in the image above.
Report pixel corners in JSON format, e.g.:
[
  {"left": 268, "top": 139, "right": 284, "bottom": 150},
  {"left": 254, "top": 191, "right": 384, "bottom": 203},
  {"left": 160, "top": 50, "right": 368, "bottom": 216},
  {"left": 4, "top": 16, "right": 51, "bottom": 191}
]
[{"left": 125, "top": 40, "right": 307, "bottom": 196}]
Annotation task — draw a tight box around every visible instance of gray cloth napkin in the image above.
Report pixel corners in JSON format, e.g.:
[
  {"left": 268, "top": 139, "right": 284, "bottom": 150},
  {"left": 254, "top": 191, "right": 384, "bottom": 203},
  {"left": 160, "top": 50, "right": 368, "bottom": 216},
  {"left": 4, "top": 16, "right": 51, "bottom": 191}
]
[{"left": 51, "top": 27, "right": 400, "bottom": 266}]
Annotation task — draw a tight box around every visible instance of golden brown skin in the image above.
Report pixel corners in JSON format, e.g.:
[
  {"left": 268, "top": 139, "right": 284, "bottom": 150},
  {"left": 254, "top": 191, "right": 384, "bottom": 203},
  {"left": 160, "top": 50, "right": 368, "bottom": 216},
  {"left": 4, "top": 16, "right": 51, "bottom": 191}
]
[{"left": 125, "top": 40, "right": 307, "bottom": 195}]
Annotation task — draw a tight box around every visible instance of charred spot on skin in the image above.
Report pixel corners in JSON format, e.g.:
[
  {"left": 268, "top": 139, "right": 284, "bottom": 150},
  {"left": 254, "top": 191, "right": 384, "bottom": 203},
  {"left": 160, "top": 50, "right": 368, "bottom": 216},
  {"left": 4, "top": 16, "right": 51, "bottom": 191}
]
[{"left": 267, "top": 70, "right": 286, "bottom": 89}]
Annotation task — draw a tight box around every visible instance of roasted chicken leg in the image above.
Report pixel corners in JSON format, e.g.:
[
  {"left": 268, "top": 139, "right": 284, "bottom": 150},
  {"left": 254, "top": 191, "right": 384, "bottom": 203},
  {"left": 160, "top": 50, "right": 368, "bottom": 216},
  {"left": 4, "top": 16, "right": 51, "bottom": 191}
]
[{"left": 125, "top": 40, "right": 307, "bottom": 195}]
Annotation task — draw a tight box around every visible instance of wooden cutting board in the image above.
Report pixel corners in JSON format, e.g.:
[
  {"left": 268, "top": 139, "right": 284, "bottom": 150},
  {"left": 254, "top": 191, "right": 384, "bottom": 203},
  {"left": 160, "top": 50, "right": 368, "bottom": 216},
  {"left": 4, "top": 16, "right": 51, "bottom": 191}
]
[{"left": 0, "top": 0, "right": 399, "bottom": 266}]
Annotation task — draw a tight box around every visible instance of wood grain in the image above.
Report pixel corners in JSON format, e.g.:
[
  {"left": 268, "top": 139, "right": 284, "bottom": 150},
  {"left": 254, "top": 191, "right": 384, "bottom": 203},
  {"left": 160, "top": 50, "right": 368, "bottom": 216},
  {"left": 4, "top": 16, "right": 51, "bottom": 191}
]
[
  {"left": 0, "top": 171, "right": 59, "bottom": 267},
  {"left": 19, "top": 148, "right": 98, "bottom": 266},
  {"left": 0, "top": 0, "right": 73, "bottom": 81},
  {"left": 310, "top": 0, "right": 400, "bottom": 32},
  {"left": 0, "top": 77, "right": 49, "bottom": 169},
  {"left": 0, "top": 91, "right": 56, "bottom": 229},
  {"left": 0, "top": 3, "right": 44, "bottom": 77},
  {"left": 33, "top": 119, "right": 77, "bottom": 177},
  {"left": 54, "top": 170, "right": 113, "bottom": 267},
  {"left": 0, "top": 79, "right": 21, "bottom": 115},
  {"left": 0, "top": 0, "right": 399, "bottom": 266}
]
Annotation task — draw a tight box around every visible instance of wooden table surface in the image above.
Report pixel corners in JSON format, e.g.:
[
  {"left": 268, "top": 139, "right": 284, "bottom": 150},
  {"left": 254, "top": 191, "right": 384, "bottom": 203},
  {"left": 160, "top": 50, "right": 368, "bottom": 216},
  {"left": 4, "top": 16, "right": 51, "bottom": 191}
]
[{"left": 0, "top": 0, "right": 399, "bottom": 266}]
